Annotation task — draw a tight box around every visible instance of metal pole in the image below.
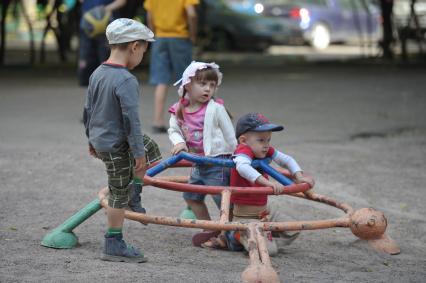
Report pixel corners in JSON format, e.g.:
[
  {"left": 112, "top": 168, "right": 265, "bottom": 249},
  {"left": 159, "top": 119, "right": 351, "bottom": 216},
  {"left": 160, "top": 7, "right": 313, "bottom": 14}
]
[
  {"left": 220, "top": 189, "right": 231, "bottom": 223},
  {"left": 41, "top": 199, "right": 102, "bottom": 248}
]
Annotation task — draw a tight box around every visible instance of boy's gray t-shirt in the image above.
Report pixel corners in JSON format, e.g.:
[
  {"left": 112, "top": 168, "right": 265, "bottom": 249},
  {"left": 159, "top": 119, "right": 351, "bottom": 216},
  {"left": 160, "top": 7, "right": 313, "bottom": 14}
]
[{"left": 83, "top": 63, "right": 145, "bottom": 158}]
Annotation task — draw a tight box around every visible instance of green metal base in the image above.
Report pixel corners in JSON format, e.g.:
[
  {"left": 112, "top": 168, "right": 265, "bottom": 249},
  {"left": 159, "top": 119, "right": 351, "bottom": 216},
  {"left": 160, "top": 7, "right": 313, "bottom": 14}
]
[
  {"left": 179, "top": 206, "right": 197, "bottom": 220},
  {"left": 41, "top": 230, "right": 78, "bottom": 249},
  {"left": 41, "top": 199, "right": 102, "bottom": 249}
]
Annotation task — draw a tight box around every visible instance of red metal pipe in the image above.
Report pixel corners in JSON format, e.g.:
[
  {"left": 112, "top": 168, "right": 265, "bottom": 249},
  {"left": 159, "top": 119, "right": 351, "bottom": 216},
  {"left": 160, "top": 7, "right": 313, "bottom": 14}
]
[{"left": 144, "top": 175, "right": 311, "bottom": 195}]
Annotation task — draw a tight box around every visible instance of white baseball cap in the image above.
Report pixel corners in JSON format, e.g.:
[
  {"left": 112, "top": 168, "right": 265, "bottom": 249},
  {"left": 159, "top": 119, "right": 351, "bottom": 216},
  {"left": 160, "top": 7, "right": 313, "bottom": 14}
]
[
  {"left": 106, "top": 18, "right": 155, "bottom": 44},
  {"left": 173, "top": 61, "right": 223, "bottom": 97}
]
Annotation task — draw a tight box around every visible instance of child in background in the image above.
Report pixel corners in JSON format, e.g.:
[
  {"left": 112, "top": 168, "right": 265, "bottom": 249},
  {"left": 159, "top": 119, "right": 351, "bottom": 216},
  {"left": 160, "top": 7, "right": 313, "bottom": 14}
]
[
  {"left": 78, "top": 0, "right": 127, "bottom": 87},
  {"left": 168, "top": 61, "right": 237, "bottom": 246},
  {"left": 202, "top": 113, "right": 314, "bottom": 255},
  {"left": 83, "top": 18, "right": 155, "bottom": 262}
]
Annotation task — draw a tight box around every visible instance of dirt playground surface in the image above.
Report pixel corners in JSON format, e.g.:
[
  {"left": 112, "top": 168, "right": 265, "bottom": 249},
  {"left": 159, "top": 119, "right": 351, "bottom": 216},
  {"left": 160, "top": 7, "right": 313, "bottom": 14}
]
[{"left": 1, "top": 64, "right": 425, "bottom": 282}]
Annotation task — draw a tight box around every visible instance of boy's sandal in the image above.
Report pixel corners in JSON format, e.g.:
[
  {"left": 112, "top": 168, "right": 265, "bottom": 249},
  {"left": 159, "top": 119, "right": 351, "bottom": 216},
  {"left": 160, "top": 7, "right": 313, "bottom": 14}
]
[
  {"left": 192, "top": 230, "right": 220, "bottom": 247},
  {"left": 225, "top": 231, "right": 244, "bottom": 251},
  {"left": 201, "top": 235, "right": 228, "bottom": 250}
]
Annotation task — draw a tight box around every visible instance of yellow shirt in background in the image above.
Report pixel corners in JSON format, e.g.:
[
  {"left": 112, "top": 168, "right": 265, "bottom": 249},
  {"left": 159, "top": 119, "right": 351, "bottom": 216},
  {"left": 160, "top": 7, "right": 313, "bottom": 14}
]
[{"left": 144, "top": 0, "right": 199, "bottom": 38}]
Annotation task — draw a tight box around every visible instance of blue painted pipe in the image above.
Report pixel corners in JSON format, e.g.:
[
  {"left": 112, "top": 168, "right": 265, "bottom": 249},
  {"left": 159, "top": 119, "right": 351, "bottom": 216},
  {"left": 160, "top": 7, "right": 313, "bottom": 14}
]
[
  {"left": 259, "top": 160, "right": 294, "bottom": 186},
  {"left": 146, "top": 152, "right": 292, "bottom": 186},
  {"left": 146, "top": 154, "right": 183, "bottom": 177},
  {"left": 179, "top": 152, "right": 235, "bottom": 167}
]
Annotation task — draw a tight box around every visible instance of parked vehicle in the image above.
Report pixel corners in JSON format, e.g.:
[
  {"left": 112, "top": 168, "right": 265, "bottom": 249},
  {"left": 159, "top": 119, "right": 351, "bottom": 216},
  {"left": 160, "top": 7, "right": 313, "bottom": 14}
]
[
  {"left": 259, "top": 0, "right": 382, "bottom": 49},
  {"left": 134, "top": 0, "right": 381, "bottom": 52},
  {"left": 198, "top": 0, "right": 292, "bottom": 51}
]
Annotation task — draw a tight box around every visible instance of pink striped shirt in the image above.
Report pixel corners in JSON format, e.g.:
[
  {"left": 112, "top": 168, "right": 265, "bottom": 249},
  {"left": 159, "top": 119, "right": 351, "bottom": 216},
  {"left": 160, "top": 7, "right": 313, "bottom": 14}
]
[{"left": 169, "top": 102, "right": 208, "bottom": 154}]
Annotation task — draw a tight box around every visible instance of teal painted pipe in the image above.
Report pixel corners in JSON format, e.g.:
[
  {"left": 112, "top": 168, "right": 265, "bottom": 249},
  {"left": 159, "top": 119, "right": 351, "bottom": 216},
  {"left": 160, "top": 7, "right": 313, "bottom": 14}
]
[{"left": 41, "top": 199, "right": 102, "bottom": 249}]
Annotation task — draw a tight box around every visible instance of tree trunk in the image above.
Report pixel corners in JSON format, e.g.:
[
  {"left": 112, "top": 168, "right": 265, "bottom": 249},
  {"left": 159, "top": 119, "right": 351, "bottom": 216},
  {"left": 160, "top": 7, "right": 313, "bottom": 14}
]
[{"left": 380, "top": 0, "right": 394, "bottom": 59}]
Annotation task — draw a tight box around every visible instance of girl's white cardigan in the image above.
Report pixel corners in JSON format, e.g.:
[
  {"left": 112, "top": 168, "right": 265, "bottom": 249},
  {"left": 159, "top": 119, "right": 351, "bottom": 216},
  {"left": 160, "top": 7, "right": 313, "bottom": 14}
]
[{"left": 168, "top": 99, "right": 237, "bottom": 156}]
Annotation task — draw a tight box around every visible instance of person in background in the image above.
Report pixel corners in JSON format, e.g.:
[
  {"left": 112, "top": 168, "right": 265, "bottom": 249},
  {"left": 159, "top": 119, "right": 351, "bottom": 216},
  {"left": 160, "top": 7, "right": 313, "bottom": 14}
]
[
  {"left": 78, "top": 0, "right": 127, "bottom": 87},
  {"left": 144, "top": 0, "right": 199, "bottom": 133}
]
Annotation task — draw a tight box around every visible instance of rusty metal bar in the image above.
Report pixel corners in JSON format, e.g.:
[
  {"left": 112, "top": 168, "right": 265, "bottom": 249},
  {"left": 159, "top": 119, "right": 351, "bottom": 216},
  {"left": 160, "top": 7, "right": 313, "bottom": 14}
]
[
  {"left": 220, "top": 189, "right": 231, "bottom": 223},
  {"left": 98, "top": 188, "right": 350, "bottom": 232},
  {"left": 290, "top": 192, "right": 354, "bottom": 214},
  {"left": 246, "top": 224, "right": 261, "bottom": 265},
  {"left": 255, "top": 225, "right": 272, "bottom": 266},
  {"left": 155, "top": 175, "right": 189, "bottom": 183},
  {"left": 242, "top": 224, "right": 280, "bottom": 283},
  {"left": 260, "top": 217, "right": 350, "bottom": 232}
]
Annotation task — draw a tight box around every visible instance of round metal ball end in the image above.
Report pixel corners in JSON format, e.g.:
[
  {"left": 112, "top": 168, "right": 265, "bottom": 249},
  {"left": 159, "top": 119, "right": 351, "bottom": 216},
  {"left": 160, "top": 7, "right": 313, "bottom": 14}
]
[
  {"left": 350, "top": 208, "right": 387, "bottom": 240},
  {"left": 241, "top": 264, "right": 280, "bottom": 283}
]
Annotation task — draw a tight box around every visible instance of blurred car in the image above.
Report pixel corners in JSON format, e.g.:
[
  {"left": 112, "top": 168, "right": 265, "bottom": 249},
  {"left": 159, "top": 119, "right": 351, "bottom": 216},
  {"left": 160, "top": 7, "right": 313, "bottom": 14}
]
[
  {"left": 126, "top": 0, "right": 289, "bottom": 52},
  {"left": 258, "top": 0, "right": 382, "bottom": 49},
  {"left": 198, "top": 0, "right": 292, "bottom": 51}
]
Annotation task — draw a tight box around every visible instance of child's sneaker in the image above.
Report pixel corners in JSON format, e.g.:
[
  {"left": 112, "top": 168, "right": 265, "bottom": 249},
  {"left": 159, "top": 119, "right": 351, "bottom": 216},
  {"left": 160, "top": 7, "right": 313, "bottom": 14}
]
[
  {"left": 224, "top": 231, "right": 244, "bottom": 251},
  {"left": 101, "top": 233, "right": 147, "bottom": 263},
  {"left": 128, "top": 183, "right": 146, "bottom": 214}
]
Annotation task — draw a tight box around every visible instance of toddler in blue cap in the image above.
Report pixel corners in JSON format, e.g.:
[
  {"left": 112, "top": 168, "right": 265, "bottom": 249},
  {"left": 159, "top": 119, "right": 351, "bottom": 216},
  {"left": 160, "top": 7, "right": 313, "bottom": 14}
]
[{"left": 202, "top": 113, "right": 314, "bottom": 255}]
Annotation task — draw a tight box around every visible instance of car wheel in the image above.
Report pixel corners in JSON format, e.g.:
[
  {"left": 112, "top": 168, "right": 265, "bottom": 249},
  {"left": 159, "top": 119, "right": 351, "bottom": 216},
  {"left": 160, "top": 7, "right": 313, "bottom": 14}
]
[
  {"left": 209, "top": 30, "right": 232, "bottom": 51},
  {"left": 310, "top": 23, "right": 330, "bottom": 50}
]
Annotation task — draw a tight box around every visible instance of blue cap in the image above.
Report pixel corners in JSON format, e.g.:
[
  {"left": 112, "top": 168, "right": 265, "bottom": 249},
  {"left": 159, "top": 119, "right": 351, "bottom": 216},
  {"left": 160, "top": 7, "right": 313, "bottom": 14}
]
[{"left": 236, "top": 113, "right": 284, "bottom": 138}]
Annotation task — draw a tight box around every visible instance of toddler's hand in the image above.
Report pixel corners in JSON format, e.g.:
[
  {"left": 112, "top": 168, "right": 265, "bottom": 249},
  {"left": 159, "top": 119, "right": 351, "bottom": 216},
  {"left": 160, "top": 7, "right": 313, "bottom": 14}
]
[
  {"left": 303, "top": 190, "right": 315, "bottom": 199},
  {"left": 171, "top": 143, "right": 188, "bottom": 155},
  {"left": 294, "top": 172, "right": 315, "bottom": 188},
  {"left": 272, "top": 182, "right": 285, "bottom": 195},
  {"left": 258, "top": 209, "right": 271, "bottom": 222}
]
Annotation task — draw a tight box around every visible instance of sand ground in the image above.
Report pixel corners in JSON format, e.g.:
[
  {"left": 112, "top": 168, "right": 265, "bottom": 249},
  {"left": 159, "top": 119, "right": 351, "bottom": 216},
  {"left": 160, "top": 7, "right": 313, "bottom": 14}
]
[{"left": 0, "top": 64, "right": 425, "bottom": 282}]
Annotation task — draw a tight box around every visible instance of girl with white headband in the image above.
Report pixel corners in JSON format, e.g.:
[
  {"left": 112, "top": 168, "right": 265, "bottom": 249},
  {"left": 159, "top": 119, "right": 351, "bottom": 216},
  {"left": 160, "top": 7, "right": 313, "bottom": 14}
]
[{"left": 168, "top": 61, "right": 237, "bottom": 246}]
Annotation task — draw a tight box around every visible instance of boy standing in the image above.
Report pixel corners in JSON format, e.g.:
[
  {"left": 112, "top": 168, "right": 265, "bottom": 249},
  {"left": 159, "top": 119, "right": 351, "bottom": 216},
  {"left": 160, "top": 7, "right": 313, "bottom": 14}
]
[{"left": 83, "top": 18, "right": 155, "bottom": 263}]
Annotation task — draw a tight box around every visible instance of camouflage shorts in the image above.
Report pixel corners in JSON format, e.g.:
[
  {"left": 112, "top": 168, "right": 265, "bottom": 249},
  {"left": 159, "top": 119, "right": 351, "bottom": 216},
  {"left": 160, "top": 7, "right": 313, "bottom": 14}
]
[
  {"left": 96, "top": 134, "right": 162, "bottom": 208},
  {"left": 142, "top": 134, "right": 162, "bottom": 166}
]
